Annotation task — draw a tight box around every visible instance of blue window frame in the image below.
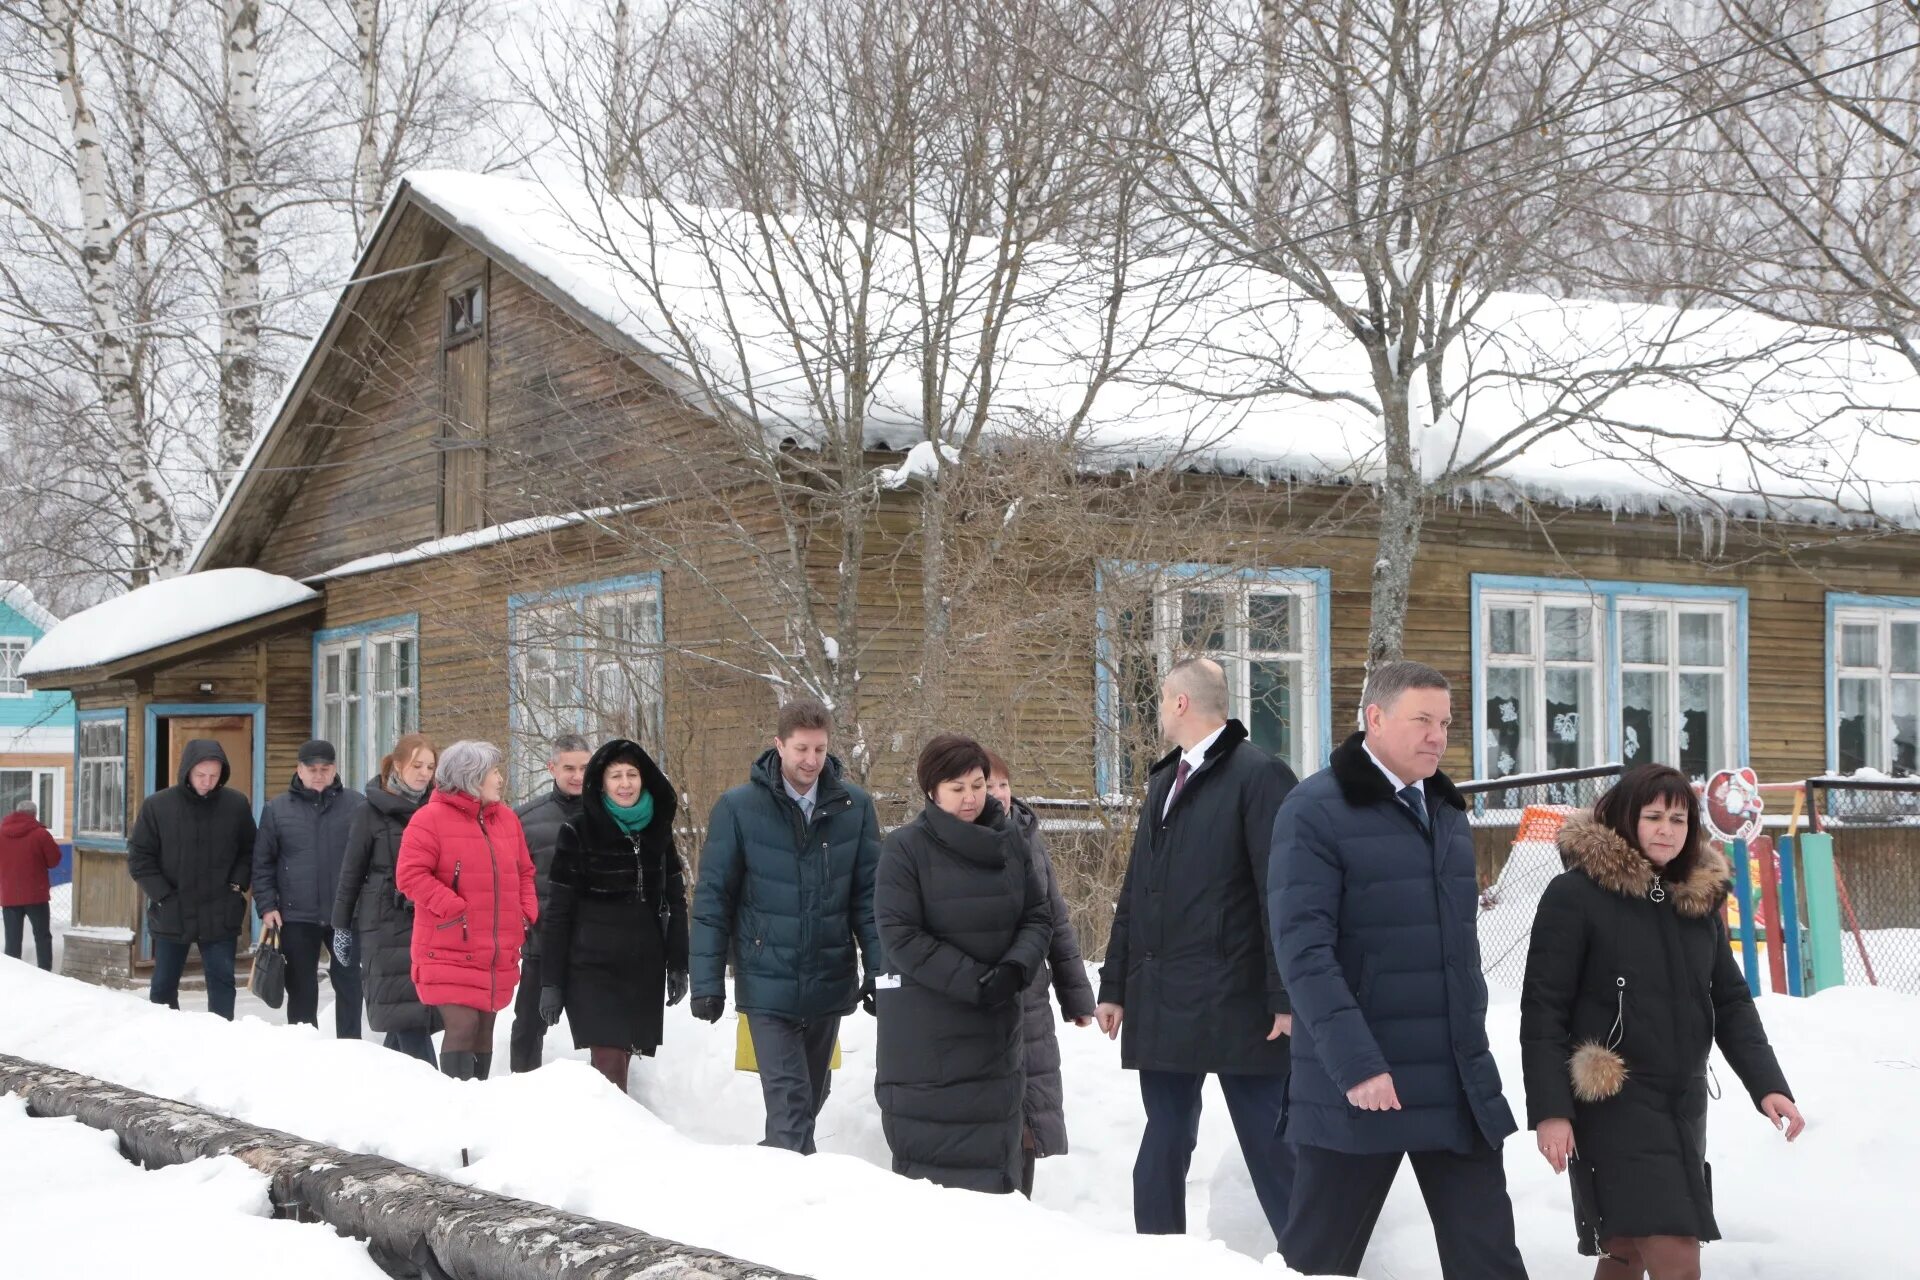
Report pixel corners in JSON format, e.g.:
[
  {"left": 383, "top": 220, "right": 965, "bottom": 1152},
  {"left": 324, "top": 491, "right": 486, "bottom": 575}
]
[
  {"left": 1472, "top": 575, "right": 1748, "bottom": 782},
  {"left": 75, "top": 709, "right": 128, "bottom": 847},
  {"left": 312, "top": 614, "right": 420, "bottom": 791},
  {"left": 1095, "top": 562, "right": 1332, "bottom": 796},
  {"left": 1826, "top": 592, "right": 1920, "bottom": 776},
  {"left": 508, "top": 573, "right": 664, "bottom": 796}
]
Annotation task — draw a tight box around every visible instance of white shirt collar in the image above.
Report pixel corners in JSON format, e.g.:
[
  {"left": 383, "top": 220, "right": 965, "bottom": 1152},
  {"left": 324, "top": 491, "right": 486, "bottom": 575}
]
[
  {"left": 784, "top": 776, "right": 819, "bottom": 808},
  {"left": 1181, "top": 723, "right": 1228, "bottom": 773},
  {"left": 1364, "top": 740, "right": 1421, "bottom": 796}
]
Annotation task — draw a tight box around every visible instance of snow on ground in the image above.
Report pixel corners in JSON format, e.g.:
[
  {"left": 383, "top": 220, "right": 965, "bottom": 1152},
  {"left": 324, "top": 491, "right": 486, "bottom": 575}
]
[
  {"left": 3, "top": 958, "right": 1916, "bottom": 1279},
  {"left": 0, "top": 1092, "right": 387, "bottom": 1278}
]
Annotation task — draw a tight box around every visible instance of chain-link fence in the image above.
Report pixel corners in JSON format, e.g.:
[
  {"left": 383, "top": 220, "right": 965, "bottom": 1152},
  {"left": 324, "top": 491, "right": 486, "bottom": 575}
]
[
  {"left": 1462, "top": 765, "right": 1623, "bottom": 987},
  {"left": 1807, "top": 777, "right": 1920, "bottom": 994}
]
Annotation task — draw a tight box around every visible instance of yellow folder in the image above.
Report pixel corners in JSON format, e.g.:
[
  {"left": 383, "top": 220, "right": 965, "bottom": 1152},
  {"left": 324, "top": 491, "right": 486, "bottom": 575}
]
[{"left": 735, "top": 1012, "right": 843, "bottom": 1073}]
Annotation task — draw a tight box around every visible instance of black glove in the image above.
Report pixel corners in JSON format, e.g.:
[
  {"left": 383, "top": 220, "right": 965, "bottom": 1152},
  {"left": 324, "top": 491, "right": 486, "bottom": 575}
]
[
  {"left": 977, "top": 962, "right": 1024, "bottom": 1007},
  {"left": 690, "top": 995, "right": 725, "bottom": 1023},
  {"left": 666, "top": 970, "right": 689, "bottom": 1006},
  {"left": 860, "top": 974, "right": 876, "bottom": 1017},
  {"left": 331, "top": 929, "right": 354, "bottom": 968},
  {"left": 538, "top": 986, "right": 565, "bottom": 1027}
]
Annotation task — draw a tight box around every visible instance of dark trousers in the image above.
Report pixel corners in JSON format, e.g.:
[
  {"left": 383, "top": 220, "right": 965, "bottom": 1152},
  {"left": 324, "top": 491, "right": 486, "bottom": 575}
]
[
  {"left": 1278, "top": 1138, "right": 1529, "bottom": 1279},
  {"left": 383, "top": 1029, "right": 437, "bottom": 1067},
  {"left": 2, "top": 903, "right": 53, "bottom": 969},
  {"left": 1136, "top": 1069, "right": 1295, "bottom": 1240},
  {"left": 509, "top": 952, "right": 545, "bottom": 1072},
  {"left": 746, "top": 1012, "right": 839, "bottom": 1154},
  {"left": 150, "top": 937, "right": 237, "bottom": 1019},
  {"left": 279, "top": 922, "right": 363, "bottom": 1037}
]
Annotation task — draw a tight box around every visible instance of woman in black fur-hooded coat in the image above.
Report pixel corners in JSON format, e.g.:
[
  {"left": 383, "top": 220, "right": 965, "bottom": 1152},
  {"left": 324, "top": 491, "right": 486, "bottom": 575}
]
[
  {"left": 540, "top": 739, "right": 688, "bottom": 1089},
  {"left": 1520, "top": 765, "right": 1803, "bottom": 1277}
]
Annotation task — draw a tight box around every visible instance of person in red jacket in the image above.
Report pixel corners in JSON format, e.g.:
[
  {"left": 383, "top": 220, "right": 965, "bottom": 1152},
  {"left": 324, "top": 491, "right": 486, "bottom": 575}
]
[
  {"left": 1, "top": 800, "right": 63, "bottom": 970},
  {"left": 395, "top": 740, "right": 538, "bottom": 1081}
]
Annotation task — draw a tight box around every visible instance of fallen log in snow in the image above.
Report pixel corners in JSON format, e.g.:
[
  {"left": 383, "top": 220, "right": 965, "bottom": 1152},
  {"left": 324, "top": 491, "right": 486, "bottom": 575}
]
[{"left": 0, "top": 1052, "right": 804, "bottom": 1280}]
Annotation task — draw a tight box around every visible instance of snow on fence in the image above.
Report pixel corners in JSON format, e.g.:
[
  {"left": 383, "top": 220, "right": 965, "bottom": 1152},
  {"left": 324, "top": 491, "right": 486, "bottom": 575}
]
[{"left": 0, "top": 1052, "right": 803, "bottom": 1280}]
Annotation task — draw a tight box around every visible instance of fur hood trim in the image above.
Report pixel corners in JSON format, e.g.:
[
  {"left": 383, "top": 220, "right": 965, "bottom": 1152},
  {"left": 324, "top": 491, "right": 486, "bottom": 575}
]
[{"left": 1557, "top": 814, "right": 1730, "bottom": 919}]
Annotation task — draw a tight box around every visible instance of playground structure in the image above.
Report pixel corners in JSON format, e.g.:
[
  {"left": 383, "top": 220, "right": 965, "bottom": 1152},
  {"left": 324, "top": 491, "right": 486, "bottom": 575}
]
[{"left": 1467, "top": 767, "right": 1920, "bottom": 997}]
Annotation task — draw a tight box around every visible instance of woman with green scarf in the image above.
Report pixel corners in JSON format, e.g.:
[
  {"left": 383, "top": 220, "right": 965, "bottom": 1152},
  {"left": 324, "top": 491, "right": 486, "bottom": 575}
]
[{"left": 537, "top": 738, "right": 688, "bottom": 1091}]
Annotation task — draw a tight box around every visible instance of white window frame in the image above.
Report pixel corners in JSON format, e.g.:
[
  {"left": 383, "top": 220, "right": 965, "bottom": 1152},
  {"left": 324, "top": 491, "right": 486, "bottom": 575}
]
[
  {"left": 509, "top": 578, "right": 665, "bottom": 797},
  {"left": 1472, "top": 579, "right": 1745, "bottom": 784},
  {"left": 0, "top": 637, "right": 30, "bottom": 697},
  {"left": 1477, "top": 592, "right": 1606, "bottom": 779},
  {"left": 77, "top": 715, "right": 126, "bottom": 839},
  {"left": 1096, "top": 564, "right": 1327, "bottom": 795},
  {"left": 314, "top": 620, "right": 421, "bottom": 791},
  {"left": 1617, "top": 600, "right": 1738, "bottom": 780},
  {"left": 366, "top": 629, "right": 419, "bottom": 779},
  {"left": 1158, "top": 579, "right": 1320, "bottom": 766},
  {"left": 0, "top": 766, "right": 64, "bottom": 836},
  {"left": 1832, "top": 604, "right": 1920, "bottom": 776}
]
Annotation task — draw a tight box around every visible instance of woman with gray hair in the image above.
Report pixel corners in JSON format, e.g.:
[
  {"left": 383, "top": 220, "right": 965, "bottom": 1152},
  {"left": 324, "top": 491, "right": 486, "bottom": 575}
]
[{"left": 396, "top": 740, "right": 540, "bottom": 1081}]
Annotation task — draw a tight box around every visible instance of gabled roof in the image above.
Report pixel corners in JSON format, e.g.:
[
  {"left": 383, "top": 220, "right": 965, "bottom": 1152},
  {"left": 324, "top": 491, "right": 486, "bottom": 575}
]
[{"left": 194, "top": 169, "right": 1920, "bottom": 569}]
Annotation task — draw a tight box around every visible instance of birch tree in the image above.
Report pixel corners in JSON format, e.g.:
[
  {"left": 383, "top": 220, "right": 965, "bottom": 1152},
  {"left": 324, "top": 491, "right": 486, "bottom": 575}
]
[
  {"left": 217, "top": 0, "right": 262, "bottom": 476},
  {"left": 27, "top": 0, "right": 183, "bottom": 581}
]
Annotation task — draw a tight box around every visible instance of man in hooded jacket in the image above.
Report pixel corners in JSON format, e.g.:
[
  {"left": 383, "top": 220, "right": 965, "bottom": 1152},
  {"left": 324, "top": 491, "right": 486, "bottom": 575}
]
[
  {"left": 253, "top": 739, "right": 366, "bottom": 1035},
  {"left": 128, "top": 739, "right": 257, "bottom": 1019}
]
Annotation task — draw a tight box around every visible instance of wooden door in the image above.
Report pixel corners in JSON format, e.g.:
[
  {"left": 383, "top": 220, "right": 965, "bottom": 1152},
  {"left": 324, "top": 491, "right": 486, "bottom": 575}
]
[
  {"left": 139, "top": 714, "right": 257, "bottom": 962},
  {"left": 167, "top": 715, "right": 254, "bottom": 803}
]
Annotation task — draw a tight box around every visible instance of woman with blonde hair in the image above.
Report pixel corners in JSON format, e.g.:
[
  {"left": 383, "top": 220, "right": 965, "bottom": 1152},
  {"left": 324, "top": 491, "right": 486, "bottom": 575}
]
[{"left": 333, "top": 732, "right": 441, "bottom": 1065}]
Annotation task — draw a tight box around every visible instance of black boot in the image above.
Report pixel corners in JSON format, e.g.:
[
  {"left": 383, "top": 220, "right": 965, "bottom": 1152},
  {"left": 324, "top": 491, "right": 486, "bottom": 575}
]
[
  {"left": 473, "top": 1052, "right": 493, "bottom": 1081},
  {"left": 440, "top": 1050, "right": 477, "bottom": 1081}
]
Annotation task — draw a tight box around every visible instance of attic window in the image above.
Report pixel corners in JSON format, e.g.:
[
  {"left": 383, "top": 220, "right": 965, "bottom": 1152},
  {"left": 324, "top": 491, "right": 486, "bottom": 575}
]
[{"left": 446, "top": 284, "right": 485, "bottom": 343}]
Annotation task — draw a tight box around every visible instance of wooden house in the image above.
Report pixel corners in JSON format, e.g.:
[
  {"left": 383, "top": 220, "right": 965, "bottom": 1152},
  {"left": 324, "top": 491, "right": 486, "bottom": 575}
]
[{"left": 23, "top": 171, "right": 1920, "bottom": 984}]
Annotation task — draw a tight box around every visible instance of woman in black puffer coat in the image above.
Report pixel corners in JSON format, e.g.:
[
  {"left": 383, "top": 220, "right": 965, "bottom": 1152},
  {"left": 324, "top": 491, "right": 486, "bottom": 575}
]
[
  {"left": 537, "top": 738, "right": 688, "bottom": 1093},
  {"left": 1521, "top": 765, "right": 1805, "bottom": 1280},
  {"left": 874, "top": 734, "right": 1052, "bottom": 1194},
  {"left": 985, "top": 754, "right": 1096, "bottom": 1199},
  {"left": 332, "top": 733, "right": 442, "bottom": 1066}
]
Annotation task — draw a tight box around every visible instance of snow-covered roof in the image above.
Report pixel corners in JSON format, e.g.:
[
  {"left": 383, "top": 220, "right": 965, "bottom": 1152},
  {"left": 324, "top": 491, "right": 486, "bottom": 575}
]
[
  {"left": 19, "top": 568, "right": 319, "bottom": 678},
  {"left": 393, "top": 170, "right": 1920, "bottom": 528},
  {"left": 306, "top": 502, "right": 664, "bottom": 584},
  {"left": 0, "top": 580, "right": 59, "bottom": 633}
]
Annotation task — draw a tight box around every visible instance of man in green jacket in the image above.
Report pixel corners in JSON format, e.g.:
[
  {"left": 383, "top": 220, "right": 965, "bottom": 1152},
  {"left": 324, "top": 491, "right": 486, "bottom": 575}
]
[{"left": 690, "top": 698, "right": 883, "bottom": 1154}]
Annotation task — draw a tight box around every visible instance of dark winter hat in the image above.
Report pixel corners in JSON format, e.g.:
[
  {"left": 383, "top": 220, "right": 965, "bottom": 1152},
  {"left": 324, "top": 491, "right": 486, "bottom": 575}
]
[{"left": 298, "top": 739, "right": 338, "bottom": 766}]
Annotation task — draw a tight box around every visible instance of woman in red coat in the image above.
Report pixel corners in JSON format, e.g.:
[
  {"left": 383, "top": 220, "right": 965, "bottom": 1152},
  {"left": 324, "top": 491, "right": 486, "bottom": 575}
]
[{"left": 396, "top": 740, "right": 538, "bottom": 1080}]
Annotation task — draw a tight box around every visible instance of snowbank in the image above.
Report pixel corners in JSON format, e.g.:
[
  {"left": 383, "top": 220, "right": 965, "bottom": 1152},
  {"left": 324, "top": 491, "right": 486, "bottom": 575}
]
[
  {"left": 3, "top": 958, "right": 1914, "bottom": 1278},
  {"left": 18, "top": 568, "right": 316, "bottom": 677},
  {"left": 0, "top": 1092, "right": 386, "bottom": 1278},
  {"left": 394, "top": 169, "right": 1920, "bottom": 529}
]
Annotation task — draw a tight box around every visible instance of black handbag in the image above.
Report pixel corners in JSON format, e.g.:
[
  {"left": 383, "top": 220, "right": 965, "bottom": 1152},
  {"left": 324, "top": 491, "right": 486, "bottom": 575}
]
[{"left": 249, "top": 926, "right": 287, "bottom": 1008}]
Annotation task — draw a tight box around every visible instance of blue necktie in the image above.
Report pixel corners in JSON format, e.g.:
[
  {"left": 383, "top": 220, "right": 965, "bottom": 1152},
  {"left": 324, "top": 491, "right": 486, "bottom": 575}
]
[{"left": 1398, "top": 783, "right": 1428, "bottom": 829}]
